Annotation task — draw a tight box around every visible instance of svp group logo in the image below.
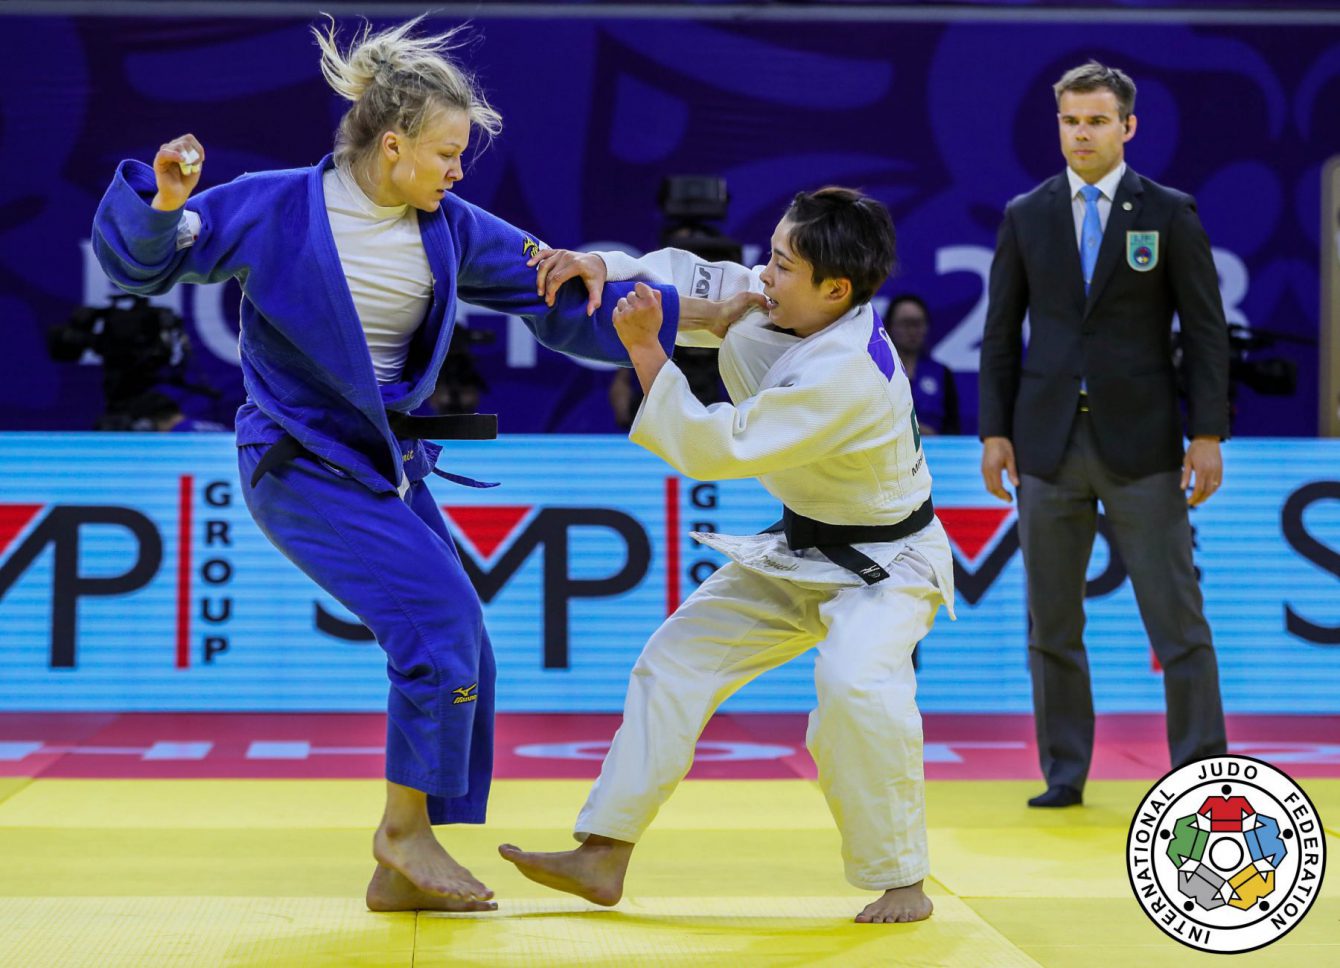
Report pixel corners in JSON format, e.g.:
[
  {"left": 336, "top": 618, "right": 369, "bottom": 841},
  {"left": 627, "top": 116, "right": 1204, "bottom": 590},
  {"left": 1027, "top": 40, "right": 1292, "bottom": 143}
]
[
  {"left": 1127, "top": 755, "right": 1326, "bottom": 953},
  {"left": 2, "top": 475, "right": 665, "bottom": 677},
  {"left": 0, "top": 478, "right": 238, "bottom": 671},
  {"left": 0, "top": 502, "right": 162, "bottom": 668},
  {"left": 313, "top": 500, "right": 655, "bottom": 670}
]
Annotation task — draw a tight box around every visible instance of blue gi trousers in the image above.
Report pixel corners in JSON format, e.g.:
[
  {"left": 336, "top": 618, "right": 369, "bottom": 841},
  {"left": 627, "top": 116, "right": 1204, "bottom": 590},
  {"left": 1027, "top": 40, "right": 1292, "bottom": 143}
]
[{"left": 239, "top": 445, "right": 494, "bottom": 824}]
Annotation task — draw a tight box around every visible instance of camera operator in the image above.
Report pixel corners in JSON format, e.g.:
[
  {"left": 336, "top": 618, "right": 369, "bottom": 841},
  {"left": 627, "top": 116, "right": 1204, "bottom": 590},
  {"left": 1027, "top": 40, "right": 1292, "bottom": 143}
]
[
  {"left": 612, "top": 177, "right": 739, "bottom": 429},
  {"left": 48, "top": 293, "right": 222, "bottom": 430},
  {"left": 1174, "top": 322, "right": 1302, "bottom": 432}
]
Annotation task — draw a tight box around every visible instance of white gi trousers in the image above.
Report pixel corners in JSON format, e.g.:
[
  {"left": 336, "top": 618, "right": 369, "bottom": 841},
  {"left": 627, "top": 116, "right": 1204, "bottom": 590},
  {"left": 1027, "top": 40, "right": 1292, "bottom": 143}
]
[{"left": 575, "top": 542, "right": 942, "bottom": 891}]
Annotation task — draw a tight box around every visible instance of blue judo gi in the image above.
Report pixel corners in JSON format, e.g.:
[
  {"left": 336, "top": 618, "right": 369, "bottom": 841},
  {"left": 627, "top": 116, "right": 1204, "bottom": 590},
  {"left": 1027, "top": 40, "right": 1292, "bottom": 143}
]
[{"left": 93, "top": 156, "right": 680, "bottom": 822}]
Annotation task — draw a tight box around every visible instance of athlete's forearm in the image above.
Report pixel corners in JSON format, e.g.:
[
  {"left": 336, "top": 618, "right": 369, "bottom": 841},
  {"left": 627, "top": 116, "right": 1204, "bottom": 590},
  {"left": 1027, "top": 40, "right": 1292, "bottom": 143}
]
[
  {"left": 676, "top": 295, "right": 725, "bottom": 331},
  {"left": 627, "top": 342, "right": 670, "bottom": 396}
]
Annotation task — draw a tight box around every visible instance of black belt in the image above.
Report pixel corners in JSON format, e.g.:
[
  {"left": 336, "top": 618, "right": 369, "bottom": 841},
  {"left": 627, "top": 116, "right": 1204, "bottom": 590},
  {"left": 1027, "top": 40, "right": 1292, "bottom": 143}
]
[
  {"left": 250, "top": 411, "right": 499, "bottom": 488},
  {"left": 762, "top": 498, "right": 935, "bottom": 585},
  {"left": 386, "top": 411, "right": 497, "bottom": 440}
]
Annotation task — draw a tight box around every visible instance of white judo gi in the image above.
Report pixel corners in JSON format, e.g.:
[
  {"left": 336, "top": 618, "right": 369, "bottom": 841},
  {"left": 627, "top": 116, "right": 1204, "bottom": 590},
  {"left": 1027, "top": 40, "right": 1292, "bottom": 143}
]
[{"left": 576, "top": 248, "right": 957, "bottom": 891}]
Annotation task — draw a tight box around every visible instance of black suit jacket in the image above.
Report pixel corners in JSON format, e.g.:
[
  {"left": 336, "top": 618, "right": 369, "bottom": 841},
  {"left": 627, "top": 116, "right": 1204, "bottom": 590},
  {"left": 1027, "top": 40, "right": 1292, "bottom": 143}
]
[{"left": 978, "top": 167, "right": 1230, "bottom": 480}]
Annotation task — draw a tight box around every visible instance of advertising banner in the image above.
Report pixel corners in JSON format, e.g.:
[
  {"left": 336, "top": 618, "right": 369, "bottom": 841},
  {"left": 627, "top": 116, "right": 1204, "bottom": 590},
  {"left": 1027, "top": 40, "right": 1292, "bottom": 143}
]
[{"left": 2, "top": 434, "right": 1337, "bottom": 713}]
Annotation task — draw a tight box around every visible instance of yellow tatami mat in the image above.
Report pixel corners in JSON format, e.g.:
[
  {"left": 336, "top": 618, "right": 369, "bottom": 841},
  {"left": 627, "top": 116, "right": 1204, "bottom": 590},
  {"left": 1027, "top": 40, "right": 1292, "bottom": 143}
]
[
  {"left": 0, "top": 778, "right": 1334, "bottom": 967},
  {"left": 0, "top": 777, "right": 30, "bottom": 807},
  {"left": 0, "top": 897, "right": 415, "bottom": 968},
  {"left": 414, "top": 896, "right": 1037, "bottom": 968}
]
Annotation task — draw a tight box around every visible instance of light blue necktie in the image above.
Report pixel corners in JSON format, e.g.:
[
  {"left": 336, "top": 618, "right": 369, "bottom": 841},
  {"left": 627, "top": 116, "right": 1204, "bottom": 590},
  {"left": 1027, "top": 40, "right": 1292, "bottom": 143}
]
[{"left": 1080, "top": 184, "right": 1103, "bottom": 294}]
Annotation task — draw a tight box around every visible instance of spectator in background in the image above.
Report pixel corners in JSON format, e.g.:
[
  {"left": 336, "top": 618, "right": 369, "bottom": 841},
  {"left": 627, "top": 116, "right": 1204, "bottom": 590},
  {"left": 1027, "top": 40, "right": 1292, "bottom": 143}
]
[{"left": 885, "top": 295, "right": 959, "bottom": 434}]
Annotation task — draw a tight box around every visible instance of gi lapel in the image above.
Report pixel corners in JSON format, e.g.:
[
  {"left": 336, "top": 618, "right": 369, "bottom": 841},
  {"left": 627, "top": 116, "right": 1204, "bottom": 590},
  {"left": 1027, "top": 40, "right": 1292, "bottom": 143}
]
[
  {"left": 1050, "top": 174, "right": 1086, "bottom": 311},
  {"left": 408, "top": 209, "right": 456, "bottom": 408},
  {"left": 307, "top": 155, "right": 403, "bottom": 481},
  {"left": 1083, "top": 168, "right": 1144, "bottom": 318},
  {"left": 308, "top": 155, "right": 385, "bottom": 412}
]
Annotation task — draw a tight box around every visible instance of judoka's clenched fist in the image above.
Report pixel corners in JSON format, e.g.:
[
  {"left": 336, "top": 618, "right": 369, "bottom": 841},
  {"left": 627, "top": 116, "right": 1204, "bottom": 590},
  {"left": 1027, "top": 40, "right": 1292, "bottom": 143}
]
[
  {"left": 612, "top": 282, "right": 665, "bottom": 350},
  {"left": 152, "top": 134, "right": 205, "bottom": 212}
]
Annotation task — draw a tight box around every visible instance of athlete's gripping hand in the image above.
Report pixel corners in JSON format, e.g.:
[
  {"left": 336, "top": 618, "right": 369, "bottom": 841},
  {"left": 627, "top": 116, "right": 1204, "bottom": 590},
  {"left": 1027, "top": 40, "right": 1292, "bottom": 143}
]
[
  {"left": 704, "top": 290, "right": 769, "bottom": 340},
  {"left": 528, "top": 247, "right": 607, "bottom": 316},
  {"left": 152, "top": 134, "right": 205, "bottom": 212}
]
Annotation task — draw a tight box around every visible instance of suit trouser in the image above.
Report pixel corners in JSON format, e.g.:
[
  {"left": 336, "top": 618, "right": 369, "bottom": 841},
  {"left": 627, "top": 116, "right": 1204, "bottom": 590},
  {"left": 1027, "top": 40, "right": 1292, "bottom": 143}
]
[
  {"left": 239, "top": 445, "right": 495, "bottom": 824},
  {"left": 1017, "top": 413, "right": 1227, "bottom": 792},
  {"left": 575, "top": 550, "right": 942, "bottom": 891}
]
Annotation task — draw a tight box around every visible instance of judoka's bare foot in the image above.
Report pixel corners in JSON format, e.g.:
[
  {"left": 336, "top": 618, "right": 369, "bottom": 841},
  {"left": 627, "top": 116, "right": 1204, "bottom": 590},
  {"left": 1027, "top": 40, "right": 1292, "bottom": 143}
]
[
  {"left": 373, "top": 825, "right": 492, "bottom": 901},
  {"left": 366, "top": 864, "right": 498, "bottom": 912},
  {"left": 855, "top": 881, "right": 933, "bottom": 924},
  {"left": 374, "top": 780, "right": 492, "bottom": 901},
  {"left": 497, "top": 835, "right": 632, "bottom": 906}
]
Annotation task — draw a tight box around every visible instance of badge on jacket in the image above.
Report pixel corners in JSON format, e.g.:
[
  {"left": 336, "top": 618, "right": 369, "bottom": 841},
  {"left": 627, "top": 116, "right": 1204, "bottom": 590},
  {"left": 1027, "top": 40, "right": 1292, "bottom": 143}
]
[{"left": 1127, "top": 231, "right": 1159, "bottom": 272}]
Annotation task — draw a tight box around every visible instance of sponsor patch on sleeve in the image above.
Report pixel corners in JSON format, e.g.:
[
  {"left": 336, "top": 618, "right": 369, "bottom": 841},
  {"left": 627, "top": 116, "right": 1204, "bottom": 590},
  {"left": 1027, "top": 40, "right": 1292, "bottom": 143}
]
[{"left": 692, "top": 263, "right": 724, "bottom": 300}]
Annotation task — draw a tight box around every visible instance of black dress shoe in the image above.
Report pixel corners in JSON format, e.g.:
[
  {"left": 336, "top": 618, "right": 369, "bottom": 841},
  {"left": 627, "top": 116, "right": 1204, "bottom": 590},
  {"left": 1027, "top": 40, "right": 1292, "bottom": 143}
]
[{"left": 1028, "top": 785, "right": 1083, "bottom": 808}]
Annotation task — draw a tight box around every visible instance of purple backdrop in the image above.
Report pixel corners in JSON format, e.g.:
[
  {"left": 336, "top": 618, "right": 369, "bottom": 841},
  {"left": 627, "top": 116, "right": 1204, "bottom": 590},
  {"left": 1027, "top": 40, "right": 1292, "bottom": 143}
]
[{"left": 2, "top": 11, "right": 1337, "bottom": 434}]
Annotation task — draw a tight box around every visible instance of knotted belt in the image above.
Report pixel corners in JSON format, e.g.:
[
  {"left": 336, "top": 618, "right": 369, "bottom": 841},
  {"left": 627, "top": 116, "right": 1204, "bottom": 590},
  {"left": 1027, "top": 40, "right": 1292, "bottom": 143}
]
[
  {"left": 249, "top": 411, "right": 499, "bottom": 488},
  {"left": 762, "top": 498, "right": 935, "bottom": 585}
]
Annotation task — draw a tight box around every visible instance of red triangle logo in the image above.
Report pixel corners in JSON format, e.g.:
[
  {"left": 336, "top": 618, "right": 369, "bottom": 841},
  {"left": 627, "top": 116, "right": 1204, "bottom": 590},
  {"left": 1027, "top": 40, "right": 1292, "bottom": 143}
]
[
  {"left": 938, "top": 507, "right": 1014, "bottom": 560},
  {"left": 0, "top": 504, "right": 43, "bottom": 558},
  {"left": 442, "top": 505, "right": 532, "bottom": 558}
]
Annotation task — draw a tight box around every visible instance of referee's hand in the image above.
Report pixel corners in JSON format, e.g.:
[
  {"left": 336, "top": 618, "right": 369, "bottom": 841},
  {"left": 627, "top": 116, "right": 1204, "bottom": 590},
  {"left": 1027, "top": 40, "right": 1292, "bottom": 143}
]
[
  {"left": 1182, "top": 436, "right": 1223, "bottom": 506},
  {"left": 981, "top": 436, "right": 1020, "bottom": 503}
]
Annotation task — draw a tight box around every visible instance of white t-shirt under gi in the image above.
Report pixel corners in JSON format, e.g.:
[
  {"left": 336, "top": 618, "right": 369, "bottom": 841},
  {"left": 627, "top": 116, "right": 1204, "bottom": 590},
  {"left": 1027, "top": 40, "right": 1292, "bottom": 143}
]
[{"left": 322, "top": 164, "right": 432, "bottom": 384}]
